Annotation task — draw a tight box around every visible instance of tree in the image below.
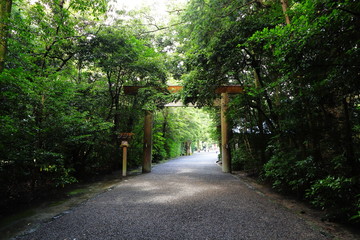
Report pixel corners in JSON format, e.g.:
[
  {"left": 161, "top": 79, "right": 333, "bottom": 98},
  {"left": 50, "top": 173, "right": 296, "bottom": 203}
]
[
  {"left": 0, "top": 0, "right": 12, "bottom": 72},
  {"left": 179, "top": 0, "right": 360, "bottom": 224},
  {"left": 152, "top": 107, "right": 217, "bottom": 161},
  {"left": 0, "top": 0, "right": 110, "bottom": 210}
]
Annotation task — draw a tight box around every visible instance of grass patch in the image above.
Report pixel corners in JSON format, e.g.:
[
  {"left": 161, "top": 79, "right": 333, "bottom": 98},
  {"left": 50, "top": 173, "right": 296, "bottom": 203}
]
[{"left": 67, "top": 188, "right": 88, "bottom": 196}]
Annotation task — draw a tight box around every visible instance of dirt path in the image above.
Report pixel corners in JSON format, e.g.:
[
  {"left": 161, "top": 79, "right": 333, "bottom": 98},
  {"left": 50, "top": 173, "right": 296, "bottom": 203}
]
[{"left": 9, "top": 152, "right": 345, "bottom": 239}]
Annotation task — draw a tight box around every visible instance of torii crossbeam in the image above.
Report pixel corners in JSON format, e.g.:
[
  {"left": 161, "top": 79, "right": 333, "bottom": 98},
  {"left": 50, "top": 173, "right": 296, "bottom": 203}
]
[{"left": 123, "top": 85, "right": 244, "bottom": 173}]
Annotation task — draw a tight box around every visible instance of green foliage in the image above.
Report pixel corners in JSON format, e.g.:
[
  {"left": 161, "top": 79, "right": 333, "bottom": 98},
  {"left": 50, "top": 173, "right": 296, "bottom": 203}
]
[
  {"left": 180, "top": 0, "right": 360, "bottom": 225},
  {"left": 2, "top": 0, "right": 360, "bottom": 227},
  {"left": 166, "top": 139, "right": 182, "bottom": 158},
  {"left": 152, "top": 108, "right": 217, "bottom": 160},
  {"left": 0, "top": 0, "right": 173, "bottom": 212},
  {"left": 306, "top": 176, "right": 359, "bottom": 223},
  {"left": 264, "top": 143, "right": 317, "bottom": 195},
  {"left": 152, "top": 131, "right": 167, "bottom": 162},
  {"left": 231, "top": 133, "right": 270, "bottom": 174},
  {"left": 36, "top": 151, "right": 77, "bottom": 188},
  {"left": 231, "top": 144, "right": 254, "bottom": 172}
]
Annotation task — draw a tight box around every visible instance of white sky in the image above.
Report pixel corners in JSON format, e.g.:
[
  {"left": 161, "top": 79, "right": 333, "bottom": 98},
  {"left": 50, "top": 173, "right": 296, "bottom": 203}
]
[
  {"left": 116, "top": 0, "right": 168, "bottom": 11},
  {"left": 112, "top": 0, "right": 187, "bottom": 22}
]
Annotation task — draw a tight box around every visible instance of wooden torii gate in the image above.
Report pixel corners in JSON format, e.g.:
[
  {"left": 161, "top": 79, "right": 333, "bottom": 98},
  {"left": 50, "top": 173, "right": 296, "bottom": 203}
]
[{"left": 124, "top": 85, "right": 244, "bottom": 173}]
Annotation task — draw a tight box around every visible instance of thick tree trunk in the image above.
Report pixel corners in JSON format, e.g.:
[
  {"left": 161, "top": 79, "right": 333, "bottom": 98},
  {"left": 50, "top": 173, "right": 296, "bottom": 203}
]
[{"left": 0, "top": 0, "right": 12, "bottom": 72}]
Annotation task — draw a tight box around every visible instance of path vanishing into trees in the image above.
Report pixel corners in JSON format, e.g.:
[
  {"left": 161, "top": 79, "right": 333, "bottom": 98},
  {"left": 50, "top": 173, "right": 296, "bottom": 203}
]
[{"left": 17, "top": 152, "right": 329, "bottom": 240}]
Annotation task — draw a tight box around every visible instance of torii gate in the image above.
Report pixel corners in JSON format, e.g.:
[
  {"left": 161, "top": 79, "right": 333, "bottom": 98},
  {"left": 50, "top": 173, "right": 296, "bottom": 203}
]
[{"left": 124, "top": 85, "right": 244, "bottom": 173}]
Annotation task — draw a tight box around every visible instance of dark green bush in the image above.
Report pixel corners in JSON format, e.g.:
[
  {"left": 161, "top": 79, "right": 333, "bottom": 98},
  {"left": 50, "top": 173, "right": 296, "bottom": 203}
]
[
  {"left": 306, "top": 176, "right": 360, "bottom": 223},
  {"left": 264, "top": 143, "right": 316, "bottom": 195}
]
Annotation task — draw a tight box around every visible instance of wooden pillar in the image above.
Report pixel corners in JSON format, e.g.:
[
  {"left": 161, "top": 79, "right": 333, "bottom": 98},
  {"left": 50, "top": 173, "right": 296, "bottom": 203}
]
[
  {"left": 143, "top": 110, "right": 153, "bottom": 173},
  {"left": 221, "top": 92, "right": 231, "bottom": 173},
  {"left": 122, "top": 146, "right": 127, "bottom": 177}
]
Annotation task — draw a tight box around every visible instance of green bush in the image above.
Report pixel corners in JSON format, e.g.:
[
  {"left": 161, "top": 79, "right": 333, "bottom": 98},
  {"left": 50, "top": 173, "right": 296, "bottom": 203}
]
[
  {"left": 153, "top": 132, "right": 167, "bottom": 162},
  {"left": 306, "top": 176, "right": 359, "bottom": 223},
  {"left": 36, "top": 150, "right": 77, "bottom": 188},
  {"left": 231, "top": 145, "right": 259, "bottom": 172},
  {"left": 264, "top": 144, "right": 317, "bottom": 195},
  {"left": 166, "top": 139, "right": 182, "bottom": 159}
]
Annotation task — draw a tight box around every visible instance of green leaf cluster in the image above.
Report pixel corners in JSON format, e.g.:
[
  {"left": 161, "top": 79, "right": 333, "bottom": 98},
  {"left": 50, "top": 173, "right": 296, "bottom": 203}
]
[
  {"left": 152, "top": 107, "right": 217, "bottom": 161},
  {"left": 0, "top": 0, "right": 171, "bottom": 212},
  {"left": 179, "top": 0, "right": 360, "bottom": 224}
]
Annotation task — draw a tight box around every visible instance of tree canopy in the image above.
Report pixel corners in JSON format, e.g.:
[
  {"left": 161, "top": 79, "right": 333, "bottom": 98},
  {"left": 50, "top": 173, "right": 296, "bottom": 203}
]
[
  {"left": 178, "top": 0, "right": 360, "bottom": 224},
  {"left": 0, "top": 0, "right": 214, "bottom": 214}
]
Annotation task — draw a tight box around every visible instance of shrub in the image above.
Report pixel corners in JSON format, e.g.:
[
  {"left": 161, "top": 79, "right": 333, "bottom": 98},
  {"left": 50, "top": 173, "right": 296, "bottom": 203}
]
[
  {"left": 264, "top": 144, "right": 317, "bottom": 196},
  {"left": 306, "top": 176, "right": 359, "bottom": 223}
]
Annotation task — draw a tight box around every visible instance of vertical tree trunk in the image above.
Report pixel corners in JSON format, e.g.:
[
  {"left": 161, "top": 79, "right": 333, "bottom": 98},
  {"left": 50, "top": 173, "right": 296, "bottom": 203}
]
[
  {"left": 0, "top": 0, "right": 12, "bottom": 72},
  {"left": 280, "top": 0, "right": 291, "bottom": 25},
  {"left": 113, "top": 92, "right": 121, "bottom": 168},
  {"left": 253, "top": 69, "right": 266, "bottom": 164},
  {"left": 185, "top": 141, "right": 192, "bottom": 155}
]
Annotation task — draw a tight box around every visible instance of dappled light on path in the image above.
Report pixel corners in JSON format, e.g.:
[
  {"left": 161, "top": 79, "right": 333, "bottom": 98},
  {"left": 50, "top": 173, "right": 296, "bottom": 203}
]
[{"left": 17, "top": 152, "right": 330, "bottom": 240}]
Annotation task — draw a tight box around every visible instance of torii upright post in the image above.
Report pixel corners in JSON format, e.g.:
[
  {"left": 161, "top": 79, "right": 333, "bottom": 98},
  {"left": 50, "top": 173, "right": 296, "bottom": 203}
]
[
  {"left": 221, "top": 92, "right": 231, "bottom": 173},
  {"left": 143, "top": 110, "right": 153, "bottom": 173},
  {"left": 122, "top": 145, "right": 128, "bottom": 177},
  {"left": 123, "top": 85, "right": 244, "bottom": 174}
]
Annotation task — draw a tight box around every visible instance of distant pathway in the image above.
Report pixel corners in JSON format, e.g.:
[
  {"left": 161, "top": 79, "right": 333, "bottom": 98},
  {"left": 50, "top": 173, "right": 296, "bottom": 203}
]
[{"left": 18, "top": 152, "right": 329, "bottom": 240}]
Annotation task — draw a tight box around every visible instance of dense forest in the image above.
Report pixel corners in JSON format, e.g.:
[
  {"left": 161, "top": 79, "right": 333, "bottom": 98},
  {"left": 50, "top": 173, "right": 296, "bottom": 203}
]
[
  {"left": 0, "top": 0, "right": 216, "bottom": 215},
  {"left": 1, "top": 0, "right": 359, "bottom": 226},
  {"left": 179, "top": 0, "right": 360, "bottom": 225}
]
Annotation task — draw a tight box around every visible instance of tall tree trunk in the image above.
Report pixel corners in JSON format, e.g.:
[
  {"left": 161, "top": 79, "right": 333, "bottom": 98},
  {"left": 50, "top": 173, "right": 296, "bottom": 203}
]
[
  {"left": 185, "top": 141, "right": 192, "bottom": 156},
  {"left": 0, "top": 0, "right": 12, "bottom": 72},
  {"left": 280, "top": 0, "right": 291, "bottom": 25},
  {"left": 113, "top": 88, "right": 122, "bottom": 169},
  {"left": 253, "top": 69, "right": 266, "bottom": 164},
  {"left": 252, "top": 61, "right": 277, "bottom": 131}
]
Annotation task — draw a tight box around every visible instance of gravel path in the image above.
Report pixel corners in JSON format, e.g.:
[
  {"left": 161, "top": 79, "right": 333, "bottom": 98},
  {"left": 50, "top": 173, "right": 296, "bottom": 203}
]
[{"left": 17, "top": 152, "right": 329, "bottom": 240}]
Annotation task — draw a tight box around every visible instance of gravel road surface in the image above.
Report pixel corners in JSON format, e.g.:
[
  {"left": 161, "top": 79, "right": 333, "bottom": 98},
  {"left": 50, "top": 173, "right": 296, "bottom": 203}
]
[{"left": 17, "top": 152, "right": 329, "bottom": 240}]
